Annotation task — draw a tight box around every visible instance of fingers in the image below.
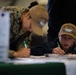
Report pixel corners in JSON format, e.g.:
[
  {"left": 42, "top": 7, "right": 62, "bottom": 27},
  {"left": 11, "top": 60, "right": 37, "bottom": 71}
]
[
  {"left": 16, "top": 48, "right": 30, "bottom": 58},
  {"left": 52, "top": 47, "right": 65, "bottom": 55}
]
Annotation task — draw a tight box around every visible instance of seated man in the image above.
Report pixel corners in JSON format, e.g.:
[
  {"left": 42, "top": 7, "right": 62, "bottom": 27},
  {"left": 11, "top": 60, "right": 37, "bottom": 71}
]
[{"left": 30, "top": 23, "right": 76, "bottom": 55}]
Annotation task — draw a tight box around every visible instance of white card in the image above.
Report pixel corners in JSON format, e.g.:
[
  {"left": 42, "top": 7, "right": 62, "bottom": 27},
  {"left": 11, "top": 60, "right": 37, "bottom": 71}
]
[{"left": 0, "top": 12, "right": 10, "bottom": 62}]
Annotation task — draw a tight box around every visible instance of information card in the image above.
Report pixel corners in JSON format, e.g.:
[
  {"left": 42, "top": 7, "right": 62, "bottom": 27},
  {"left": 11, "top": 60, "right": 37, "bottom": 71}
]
[{"left": 0, "top": 11, "right": 10, "bottom": 62}]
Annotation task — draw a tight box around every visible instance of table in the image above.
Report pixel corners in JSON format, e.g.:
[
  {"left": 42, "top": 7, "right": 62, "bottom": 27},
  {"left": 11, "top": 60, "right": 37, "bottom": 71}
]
[
  {"left": 11, "top": 55, "right": 76, "bottom": 75},
  {"left": 0, "top": 62, "right": 66, "bottom": 75},
  {"left": 1, "top": 55, "right": 76, "bottom": 75}
]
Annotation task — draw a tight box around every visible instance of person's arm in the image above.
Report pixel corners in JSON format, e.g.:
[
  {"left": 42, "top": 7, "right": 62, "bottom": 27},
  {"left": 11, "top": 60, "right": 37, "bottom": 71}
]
[
  {"left": 9, "top": 48, "right": 30, "bottom": 59},
  {"left": 9, "top": 50, "right": 16, "bottom": 59}
]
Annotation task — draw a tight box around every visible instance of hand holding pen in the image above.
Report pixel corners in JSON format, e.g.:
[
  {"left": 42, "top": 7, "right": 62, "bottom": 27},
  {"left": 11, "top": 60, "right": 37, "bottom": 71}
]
[
  {"left": 11, "top": 41, "right": 30, "bottom": 58},
  {"left": 52, "top": 42, "right": 65, "bottom": 55},
  {"left": 57, "top": 42, "right": 61, "bottom": 50},
  {"left": 57, "top": 42, "right": 65, "bottom": 55}
]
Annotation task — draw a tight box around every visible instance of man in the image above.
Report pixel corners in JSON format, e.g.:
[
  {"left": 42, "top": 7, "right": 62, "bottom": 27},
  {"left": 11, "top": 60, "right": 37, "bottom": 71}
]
[
  {"left": 0, "top": 1, "right": 49, "bottom": 58},
  {"left": 30, "top": 23, "right": 76, "bottom": 55}
]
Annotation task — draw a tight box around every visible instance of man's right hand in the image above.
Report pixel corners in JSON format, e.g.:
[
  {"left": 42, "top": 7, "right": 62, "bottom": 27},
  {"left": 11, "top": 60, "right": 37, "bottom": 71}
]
[
  {"left": 52, "top": 47, "right": 65, "bottom": 55},
  {"left": 12, "top": 48, "right": 30, "bottom": 58}
]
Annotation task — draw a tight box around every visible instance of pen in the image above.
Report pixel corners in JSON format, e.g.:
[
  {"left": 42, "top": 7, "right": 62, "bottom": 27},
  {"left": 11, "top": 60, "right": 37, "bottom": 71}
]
[
  {"left": 57, "top": 42, "right": 65, "bottom": 54},
  {"left": 24, "top": 41, "right": 27, "bottom": 48},
  {"left": 57, "top": 42, "right": 61, "bottom": 48}
]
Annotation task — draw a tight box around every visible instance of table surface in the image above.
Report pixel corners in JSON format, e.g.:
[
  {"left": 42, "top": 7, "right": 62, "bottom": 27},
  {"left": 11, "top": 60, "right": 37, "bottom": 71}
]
[{"left": 1, "top": 55, "right": 76, "bottom": 75}]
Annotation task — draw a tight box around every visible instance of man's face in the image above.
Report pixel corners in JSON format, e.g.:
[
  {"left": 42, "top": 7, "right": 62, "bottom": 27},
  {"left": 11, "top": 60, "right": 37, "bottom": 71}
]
[
  {"left": 22, "top": 12, "right": 32, "bottom": 32},
  {"left": 59, "top": 34, "right": 75, "bottom": 50}
]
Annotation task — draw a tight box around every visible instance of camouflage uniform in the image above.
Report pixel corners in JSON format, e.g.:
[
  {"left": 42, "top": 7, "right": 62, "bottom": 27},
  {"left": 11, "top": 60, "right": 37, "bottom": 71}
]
[{"left": 0, "top": 6, "right": 31, "bottom": 57}]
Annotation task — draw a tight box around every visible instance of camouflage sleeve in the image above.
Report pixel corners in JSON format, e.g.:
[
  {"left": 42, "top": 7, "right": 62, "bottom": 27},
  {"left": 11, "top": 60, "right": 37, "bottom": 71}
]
[
  {"left": 0, "top": 6, "right": 26, "bottom": 27},
  {"left": 9, "top": 50, "right": 15, "bottom": 58},
  {"left": 16, "top": 32, "right": 32, "bottom": 50},
  {"left": 9, "top": 32, "right": 32, "bottom": 58}
]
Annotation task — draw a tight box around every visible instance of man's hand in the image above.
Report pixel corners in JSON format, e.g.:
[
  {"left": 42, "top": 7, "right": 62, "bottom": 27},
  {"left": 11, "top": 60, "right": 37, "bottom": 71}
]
[
  {"left": 52, "top": 47, "right": 65, "bottom": 55},
  {"left": 12, "top": 48, "right": 30, "bottom": 58}
]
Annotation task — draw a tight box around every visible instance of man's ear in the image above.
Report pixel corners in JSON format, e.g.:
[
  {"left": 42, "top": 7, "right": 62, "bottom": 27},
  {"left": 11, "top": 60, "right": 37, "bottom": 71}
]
[
  {"left": 21, "top": 12, "right": 30, "bottom": 21},
  {"left": 25, "top": 12, "right": 31, "bottom": 19}
]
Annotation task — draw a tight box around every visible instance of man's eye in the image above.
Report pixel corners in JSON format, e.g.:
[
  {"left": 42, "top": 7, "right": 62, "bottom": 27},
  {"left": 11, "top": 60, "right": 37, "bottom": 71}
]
[{"left": 68, "top": 38, "right": 73, "bottom": 39}]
